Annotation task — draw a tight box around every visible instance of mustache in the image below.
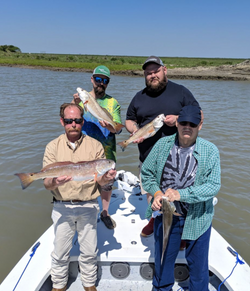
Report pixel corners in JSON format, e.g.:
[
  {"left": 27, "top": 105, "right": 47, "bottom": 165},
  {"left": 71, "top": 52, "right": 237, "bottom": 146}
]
[
  {"left": 150, "top": 77, "right": 159, "bottom": 81},
  {"left": 96, "top": 84, "right": 105, "bottom": 90},
  {"left": 182, "top": 129, "right": 192, "bottom": 134},
  {"left": 68, "top": 128, "right": 81, "bottom": 132}
]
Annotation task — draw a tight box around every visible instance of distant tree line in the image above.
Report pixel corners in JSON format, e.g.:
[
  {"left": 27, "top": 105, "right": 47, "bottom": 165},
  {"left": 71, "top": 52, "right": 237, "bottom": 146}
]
[{"left": 0, "top": 45, "right": 21, "bottom": 53}]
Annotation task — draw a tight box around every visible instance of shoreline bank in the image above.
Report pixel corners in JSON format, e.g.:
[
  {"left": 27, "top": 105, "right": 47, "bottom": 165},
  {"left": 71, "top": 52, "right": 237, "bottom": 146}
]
[{"left": 1, "top": 60, "right": 250, "bottom": 81}]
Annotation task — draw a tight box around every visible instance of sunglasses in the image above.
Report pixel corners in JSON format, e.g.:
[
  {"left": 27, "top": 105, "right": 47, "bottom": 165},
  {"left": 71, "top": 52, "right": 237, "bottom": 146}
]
[
  {"left": 63, "top": 118, "right": 83, "bottom": 124},
  {"left": 93, "top": 76, "right": 109, "bottom": 85},
  {"left": 179, "top": 121, "right": 198, "bottom": 128}
]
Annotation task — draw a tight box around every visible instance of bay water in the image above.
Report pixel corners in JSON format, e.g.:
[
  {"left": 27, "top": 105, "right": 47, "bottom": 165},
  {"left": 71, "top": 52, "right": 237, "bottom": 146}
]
[{"left": 0, "top": 66, "right": 249, "bottom": 283}]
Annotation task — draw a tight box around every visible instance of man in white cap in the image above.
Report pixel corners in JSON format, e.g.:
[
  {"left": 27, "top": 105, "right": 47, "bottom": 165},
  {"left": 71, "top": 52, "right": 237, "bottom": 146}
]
[{"left": 72, "top": 65, "right": 122, "bottom": 230}]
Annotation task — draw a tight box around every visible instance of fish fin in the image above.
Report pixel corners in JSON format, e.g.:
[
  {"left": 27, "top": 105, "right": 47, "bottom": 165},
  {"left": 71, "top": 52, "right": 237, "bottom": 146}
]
[
  {"left": 147, "top": 127, "right": 157, "bottom": 137},
  {"left": 117, "top": 141, "right": 127, "bottom": 151},
  {"left": 75, "top": 160, "right": 89, "bottom": 164},
  {"left": 113, "top": 123, "right": 125, "bottom": 133},
  {"left": 41, "top": 161, "right": 74, "bottom": 172},
  {"left": 14, "top": 173, "right": 35, "bottom": 190},
  {"left": 94, "top": 172, "right": 97, "bottom": 182}
]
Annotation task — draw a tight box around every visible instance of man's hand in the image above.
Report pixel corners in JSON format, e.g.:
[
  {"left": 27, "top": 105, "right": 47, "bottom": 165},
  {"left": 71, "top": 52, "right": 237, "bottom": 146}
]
[
  {"left": 164, "top": 188, "right": 180, "bottom": 202},
  {"left": 97, "top": 169, "right": 117, "bottom": 186},
  {"left": 99, "top": 120, "right": 116, "bottom": 133},
  {"left": 72, "top": 93, "right": 81, "bottom": 105},
  {"left": 130, "top": 129, "right": 145, "bottom": 144},
  {"left": 151, "top": 193, "right": 163, "bottom": 211},
  {"left": 44, "top": 176, "right": 72, "bottom": 190},
  {"left": 164, "top": 115, "right": 177, "bottom": 127}
]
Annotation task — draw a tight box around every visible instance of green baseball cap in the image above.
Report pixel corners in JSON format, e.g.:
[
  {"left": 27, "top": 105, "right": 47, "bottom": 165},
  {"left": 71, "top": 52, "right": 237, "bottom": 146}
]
[{"left": 93, "top": 65, "right": 110, "bottom": 78}]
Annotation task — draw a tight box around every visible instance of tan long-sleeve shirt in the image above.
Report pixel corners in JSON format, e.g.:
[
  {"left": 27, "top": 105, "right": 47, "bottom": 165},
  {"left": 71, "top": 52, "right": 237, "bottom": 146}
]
[{"left": 43, "top": 133, "right": 105, "bottom": 201}]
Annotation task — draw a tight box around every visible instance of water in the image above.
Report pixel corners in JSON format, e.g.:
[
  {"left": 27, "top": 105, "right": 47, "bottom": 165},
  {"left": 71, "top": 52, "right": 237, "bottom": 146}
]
[{"left": 0, "top": 66, "right": 250, "bottom": 283}]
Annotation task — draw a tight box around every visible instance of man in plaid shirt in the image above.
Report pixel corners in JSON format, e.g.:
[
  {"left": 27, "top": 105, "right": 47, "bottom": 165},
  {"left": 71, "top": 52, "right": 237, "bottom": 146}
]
[{"left": 141, "top": 105, "right": 221, "bottom": 291}]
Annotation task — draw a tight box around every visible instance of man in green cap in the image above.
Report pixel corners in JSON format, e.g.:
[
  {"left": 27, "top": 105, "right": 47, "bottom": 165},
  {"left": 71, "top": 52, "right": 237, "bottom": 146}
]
[{"left": 72, "top": 65, "right": 122, "bottom": 230}]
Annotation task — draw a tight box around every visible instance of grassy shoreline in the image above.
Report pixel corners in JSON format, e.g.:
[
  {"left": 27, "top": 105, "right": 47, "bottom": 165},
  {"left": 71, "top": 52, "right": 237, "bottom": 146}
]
[
  {"left": 1, "top": 53, "right": 249, "bottom": 81},
  {"left": 0, "top": 52, "right": 246, "bottom": 71}
]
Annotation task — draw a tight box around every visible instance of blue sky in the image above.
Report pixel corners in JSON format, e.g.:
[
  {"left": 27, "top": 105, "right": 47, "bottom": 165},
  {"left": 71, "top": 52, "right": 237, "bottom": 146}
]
[{"left": 1, "top": 0, "right": 249, "bottom": 58}]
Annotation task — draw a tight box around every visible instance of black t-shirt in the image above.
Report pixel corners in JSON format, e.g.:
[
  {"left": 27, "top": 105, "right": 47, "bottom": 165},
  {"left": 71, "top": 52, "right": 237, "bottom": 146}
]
[{"left": 126, "top": 80, "right": 200, "bottom": 162}]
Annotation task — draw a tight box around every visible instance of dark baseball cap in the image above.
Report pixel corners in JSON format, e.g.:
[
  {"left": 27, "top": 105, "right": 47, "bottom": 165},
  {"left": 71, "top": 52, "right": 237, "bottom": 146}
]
[
  {"left": 142, "top": 56, "right": 164, "bottom": 70},
  {"left": 177, "top": 105, "right": 201, "bottom": 125}
]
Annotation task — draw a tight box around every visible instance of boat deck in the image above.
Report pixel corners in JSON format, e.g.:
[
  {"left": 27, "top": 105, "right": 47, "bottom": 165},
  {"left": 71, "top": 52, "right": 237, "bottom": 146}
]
[{"left": 41, "top": 184, "right": 228, "bottom": 291}]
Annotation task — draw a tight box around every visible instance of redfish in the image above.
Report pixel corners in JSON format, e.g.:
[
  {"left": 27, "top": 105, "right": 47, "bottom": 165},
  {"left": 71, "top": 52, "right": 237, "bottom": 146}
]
[
  {"left": 77, "top": 87, "right": 124, "bottom": 133},
  {"left": 15, "top": 159, "right": 115, "bottom": 190},
  {"left": 117, "top": 114, "right": 165, "bottom": 151},
  {"left": 161, "top": 197, "right": 175, "bottom": 264}
]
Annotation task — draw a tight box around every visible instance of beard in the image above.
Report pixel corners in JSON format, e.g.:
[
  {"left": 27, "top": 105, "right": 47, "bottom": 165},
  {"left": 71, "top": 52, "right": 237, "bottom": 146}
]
[
  {"left": 146, "top": 76, "right": 167, "bottom": 96},
  {"left": 94, "top": 85, "right": 106, "bottom": 97}
]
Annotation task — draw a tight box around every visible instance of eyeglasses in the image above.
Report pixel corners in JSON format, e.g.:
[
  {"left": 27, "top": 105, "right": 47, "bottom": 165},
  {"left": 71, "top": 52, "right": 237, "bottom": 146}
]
[
  {"left": 179, "top": 121, "right": 198, "bottom": 128},
  {"left": 93, "top": 76, "right": 109, "bottom": 85},
  {"left": 63, "top": 118, "right": 83, "bottom": 124}
]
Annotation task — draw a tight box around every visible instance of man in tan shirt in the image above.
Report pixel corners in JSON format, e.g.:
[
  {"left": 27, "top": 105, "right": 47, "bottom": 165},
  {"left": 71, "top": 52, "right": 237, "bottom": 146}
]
[{"left": 43, "top": 103, "right": 116, "bottom": 291}]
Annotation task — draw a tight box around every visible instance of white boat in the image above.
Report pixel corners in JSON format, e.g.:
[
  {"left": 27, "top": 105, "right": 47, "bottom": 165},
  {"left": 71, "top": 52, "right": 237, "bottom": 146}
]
[{"left": 1, "top": 171, "right": 250, "bottom": 291}]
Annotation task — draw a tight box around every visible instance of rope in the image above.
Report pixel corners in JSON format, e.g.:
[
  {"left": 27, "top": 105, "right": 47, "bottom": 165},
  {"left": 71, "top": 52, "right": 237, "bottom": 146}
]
[
  {"left": 12, "top": 242, "right": 40, "bottom": 291},
  {"left": 174, "top": 247, "right": 245, "bottom": 291},
  {"left": 217, "top": 247, "right": 245, "bottom": 291}
]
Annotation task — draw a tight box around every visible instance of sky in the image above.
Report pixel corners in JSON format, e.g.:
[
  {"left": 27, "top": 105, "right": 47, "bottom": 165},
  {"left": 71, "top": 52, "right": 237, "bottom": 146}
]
[{"left": 1, "top": 0, "right": 250, "bottom": 59}]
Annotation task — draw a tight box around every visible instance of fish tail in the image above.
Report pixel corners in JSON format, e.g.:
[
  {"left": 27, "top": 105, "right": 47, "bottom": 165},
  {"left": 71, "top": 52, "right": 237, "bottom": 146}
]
[
  {"left": 14, "top": 173, "right": 34, "bottom": 190},
  {"left": 114, "top": 123, "right": 124, "bottom": 133},
  {"left": 117, "top": 141, "right": 128, "bottom": 151}
]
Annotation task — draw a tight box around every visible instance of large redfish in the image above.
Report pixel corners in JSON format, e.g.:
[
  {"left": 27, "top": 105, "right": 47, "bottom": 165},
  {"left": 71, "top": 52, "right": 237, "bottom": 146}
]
[
  {"left": 15, "top": 159, "right": 115, "bottom": 190},
  {"left": 117, "top": 114, "right": 165, "bottom": 151},
  {"left": 77, "top": 87, "right": 124, "bottom": 133}
]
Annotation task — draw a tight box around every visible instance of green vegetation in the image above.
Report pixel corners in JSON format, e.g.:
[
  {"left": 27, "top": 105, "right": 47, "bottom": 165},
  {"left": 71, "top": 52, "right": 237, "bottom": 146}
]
[{"left": 0, "top": 51, "right": 247, "bottom": 72}]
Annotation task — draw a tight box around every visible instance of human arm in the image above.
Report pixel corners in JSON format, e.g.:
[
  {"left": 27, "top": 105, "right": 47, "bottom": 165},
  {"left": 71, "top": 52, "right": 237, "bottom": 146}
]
[
  {"left": 151, "top": 187, "right": 181, "bottom": 210},
  {"left": 125, "top": 119, "right": 139, "bottom": 134},
  {"left": 125, "top": 96, "right": 141, "bottom": 134},
  {"left": 141, "top": 139, "right": 164, "bottom": 195},
  {"left": 99, "top": 120, "right": 116, "bottom": 133},
  {"left": 164, "top": 115, "right": 178, "bottom": 127},
  {"left": 97, "top": 169, "right": 117, "bottom": 186}
]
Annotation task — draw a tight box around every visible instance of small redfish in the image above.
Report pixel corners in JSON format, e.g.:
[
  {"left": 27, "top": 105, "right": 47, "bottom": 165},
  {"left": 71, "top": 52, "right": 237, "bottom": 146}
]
[
  {"left": 117, "top": 114, "right": 165, "bottom": 151},
  {"left": 77, "top": 88, "right": 124, "bottom": 133}
]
